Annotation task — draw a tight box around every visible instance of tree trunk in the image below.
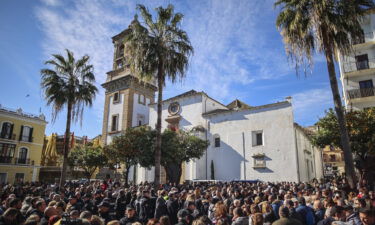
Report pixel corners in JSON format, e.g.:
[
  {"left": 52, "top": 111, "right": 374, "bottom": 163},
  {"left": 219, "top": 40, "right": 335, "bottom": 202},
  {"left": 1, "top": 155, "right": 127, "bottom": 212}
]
[
  {"left": 323, "top": 40, "right": 356, "bottom": 189},
  {"left": 59, "top": 102, "right": 72, "bottom": 188},
  {"left": 165, "top": 163, "right": 182, "bottom": 184},
  {"left": 154, "top": 65, "right": 164, "bottom": 187},
  {"left": 124, "top": 165, "right": 130, "bottom": 186}
]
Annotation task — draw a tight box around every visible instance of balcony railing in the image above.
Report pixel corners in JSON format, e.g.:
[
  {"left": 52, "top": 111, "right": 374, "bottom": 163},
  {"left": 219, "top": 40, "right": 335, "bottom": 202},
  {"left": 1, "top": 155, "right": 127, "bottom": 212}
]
[
  {"left": 343, "top": 58, "right": 375, "bottom": 73},
  {"left": 0, "top": 157, "right": 33, "bottom": 165},
  {"left": 0, "top": 133, "right": 16, "bottom": 140},
  {"left": 347, "top": 87, "right": 375, "bottom": 100},
  {"left": 352, "top": 32, "right": 374, "bottom": 45}
]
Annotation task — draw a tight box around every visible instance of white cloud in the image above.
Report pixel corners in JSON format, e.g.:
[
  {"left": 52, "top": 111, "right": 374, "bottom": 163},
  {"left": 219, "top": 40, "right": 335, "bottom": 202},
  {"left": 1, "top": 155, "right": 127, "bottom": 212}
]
[
  {"left": 292, "top": 88, "right": 333, "bottom": 125},
  {"left": 35, "top": 0, "right": 296, "bottom": 122}
]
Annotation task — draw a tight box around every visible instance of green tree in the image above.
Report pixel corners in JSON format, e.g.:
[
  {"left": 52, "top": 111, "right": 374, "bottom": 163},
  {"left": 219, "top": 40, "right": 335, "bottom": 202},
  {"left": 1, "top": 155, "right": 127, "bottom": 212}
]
[
  {"left": 274, "top": 0, "right": 373, "bottom": 188},
  {"left": 68, "top": 145, "right": 108, "bottom": 180},
  {"left": 137, "top": 129, "right": 208, "bottom": 184},
  {"left": 41, "top": 49, "right": 98, "bottom": 187},
  {"left": 313, "top": 108, "right": 375, "bottom": 186},
  {"left": 124, "top": 4, "right": 193, "bottom": 186},
  {"left": 104, "top": 127, "right": 149, "bottom": 185}
]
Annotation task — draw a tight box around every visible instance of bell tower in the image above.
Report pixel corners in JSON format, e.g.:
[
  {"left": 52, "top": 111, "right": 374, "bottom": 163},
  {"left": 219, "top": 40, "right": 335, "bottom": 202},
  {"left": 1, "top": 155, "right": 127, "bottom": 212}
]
[{"left": 101, "top": 26, "right": 157, "bottom": 145}]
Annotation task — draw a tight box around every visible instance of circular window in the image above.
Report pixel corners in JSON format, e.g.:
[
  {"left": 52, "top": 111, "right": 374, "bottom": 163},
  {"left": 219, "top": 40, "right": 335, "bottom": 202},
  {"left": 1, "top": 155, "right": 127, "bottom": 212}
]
[{"left": 168, "top": 102, "right": 180, "bottom": 115}]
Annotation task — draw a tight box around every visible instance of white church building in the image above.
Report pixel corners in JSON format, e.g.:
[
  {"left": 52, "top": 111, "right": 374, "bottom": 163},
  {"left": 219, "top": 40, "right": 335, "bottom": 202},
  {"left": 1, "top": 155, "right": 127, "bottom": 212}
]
[{"left": 101, "top": 28, "right": 324, "bottom": 183}]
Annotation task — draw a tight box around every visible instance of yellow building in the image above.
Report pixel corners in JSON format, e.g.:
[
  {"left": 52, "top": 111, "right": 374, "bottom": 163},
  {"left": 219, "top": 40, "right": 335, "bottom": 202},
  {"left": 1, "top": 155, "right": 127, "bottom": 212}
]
[
  {"left": 322, "top": 146, "right": 345, "bottom": 176},
  {"left": 0, "top": 105, "right": 47, "bottom": 184},
  {"left": 40, "top": 133, "right": 102, "bottom": 182}
]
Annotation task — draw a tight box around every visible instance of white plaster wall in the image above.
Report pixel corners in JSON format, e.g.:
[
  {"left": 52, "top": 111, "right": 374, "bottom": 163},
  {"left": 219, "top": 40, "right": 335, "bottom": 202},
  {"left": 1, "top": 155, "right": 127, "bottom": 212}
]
[
  {"left": 207, "top": 103, "right": 299, "bottom": 182},
  {"left": 106, "top": 94, "right": 124, "bottom": 144},
  {"left": 132, "top": 93, "right": 151, "bottom": 127}
]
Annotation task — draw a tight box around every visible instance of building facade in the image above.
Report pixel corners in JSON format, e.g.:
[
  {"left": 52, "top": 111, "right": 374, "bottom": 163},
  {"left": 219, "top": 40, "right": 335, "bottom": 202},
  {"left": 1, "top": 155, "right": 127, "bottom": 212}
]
[
  {"left": 133, "top": 91, "right": 323, "bottom": 183},
  {"left": 101, "top": 27, "right": 156, "bottom": 146},
  {"left": 39, "top": 133, "right": 102, "bottom": 183},
  {"left": 338, "top": 9, "right": 375, "bottom": 110},
  {"left": 0, "top": 105, "right": 47, "bottom": 184},
  {"left": 322, "top": 146, "right": 346, "bottom": 176}
]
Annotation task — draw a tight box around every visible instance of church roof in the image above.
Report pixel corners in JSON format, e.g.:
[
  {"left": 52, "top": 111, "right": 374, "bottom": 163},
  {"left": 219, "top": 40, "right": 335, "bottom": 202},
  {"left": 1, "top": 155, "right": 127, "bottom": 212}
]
[
  {"left": 202, "top": 100, "right": 290, "bottom": 117},
  {"left": 226, "top": 99, "right": 252, "bottom": 110},
  {"left": 163, "top": 90, "right": 201, "bottom": 102}
]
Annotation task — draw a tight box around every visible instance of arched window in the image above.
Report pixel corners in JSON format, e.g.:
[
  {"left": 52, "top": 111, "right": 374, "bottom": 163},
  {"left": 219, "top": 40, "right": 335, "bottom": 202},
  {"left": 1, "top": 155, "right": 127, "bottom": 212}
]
[
  {"left": 0, "top": 122, "right": 13, "bottom": 139},
  {"left": 19, "top": 126, "right": 33, "bottom": 142},
  {"left": 18, "top": 147, "right": 28, "bottom": 164}
]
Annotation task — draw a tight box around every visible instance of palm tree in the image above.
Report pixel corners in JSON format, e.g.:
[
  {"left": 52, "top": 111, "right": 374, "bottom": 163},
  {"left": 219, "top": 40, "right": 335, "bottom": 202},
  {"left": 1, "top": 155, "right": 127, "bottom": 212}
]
[
  {"left": 124, "top": 4, "right": 193, "bottom": 186},
  {"left": 41, "top": 49, "right": 98, "bottom": 188},
  {"left": 275, "top": 0, "right": 373, "bottom": 188}
]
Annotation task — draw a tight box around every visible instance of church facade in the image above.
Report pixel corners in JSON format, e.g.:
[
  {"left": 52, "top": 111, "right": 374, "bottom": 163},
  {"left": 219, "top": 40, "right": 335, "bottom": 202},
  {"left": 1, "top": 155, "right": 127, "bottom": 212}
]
[{"left": 101, "top": 28, "right": 323, "bottom": 183}]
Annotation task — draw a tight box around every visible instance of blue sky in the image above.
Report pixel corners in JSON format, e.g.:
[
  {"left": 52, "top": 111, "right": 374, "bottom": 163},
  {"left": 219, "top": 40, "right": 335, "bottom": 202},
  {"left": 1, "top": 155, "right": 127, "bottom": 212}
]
[{"left": 0, "top": 0, "right": 336, "bottom": 138}]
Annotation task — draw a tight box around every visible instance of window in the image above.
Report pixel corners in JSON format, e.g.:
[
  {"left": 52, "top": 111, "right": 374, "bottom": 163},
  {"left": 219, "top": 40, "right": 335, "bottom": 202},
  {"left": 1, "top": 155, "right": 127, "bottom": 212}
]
[
  {"left": 0, "top": 143, "right": 16, "bottom": 163},
  {"left": 14, "top": 173, "right": 24, "bottom": 184},
  {"left": 355, "top": 54, "right": 369, "bottom": 70},
  {"left": 111, "top": 115, "right": 119, "bottom": 132},
  {"left": 330, "top": 154, "right": 336, "bottom": 162},
  {"left": 19, "top": 126, "right": 33, "bottom": 142},
  {"left": 359, "top": 80, "right": 374, "bottom": 97},
  {"left": 0, "top": 122, "right": 13, "bottom": 139},
  {"left": 116, "top": 59, "right": 124, "bottom": 69},
  {"left": 138, "top": 94, "right": 146, "bottom": 105},
  {"left": 252, "top": 131, "right": 263, "bottom": 146},
  {"left": 117, "top": 44, "right": 124, "bottom": 58},
  {"left": 18, "top": 147, "right": 28, "bottom": 164},
  {"left": 214, "top": 137, "right": 220, "bottom": 148},
  {"left": 113, "top": 92, "right": 120, "bottom": 103},
  {"left": 137, "top": 114, "right": 145, "bottom": 126}
]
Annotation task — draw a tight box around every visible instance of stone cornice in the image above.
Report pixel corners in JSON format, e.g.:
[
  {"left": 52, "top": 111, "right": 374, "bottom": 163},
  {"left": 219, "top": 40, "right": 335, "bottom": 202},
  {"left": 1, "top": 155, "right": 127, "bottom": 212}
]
[{"left": 102, "top": 75, "right": 157, "bottom": 93}]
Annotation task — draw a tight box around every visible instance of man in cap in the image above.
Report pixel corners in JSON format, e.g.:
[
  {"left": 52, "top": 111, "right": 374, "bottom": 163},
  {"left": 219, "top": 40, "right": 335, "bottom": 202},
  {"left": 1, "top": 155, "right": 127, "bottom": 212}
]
[
  {"left": 176, "top": 209, "right": 190, "bottom": 225},
  {"left": 66, "top": 195, "right": 81, "bottom": 213},
  {"left": 82, "top": 193, "right": 95, "bottom": 214},
  {"left": 119, "top": 205, "right": 140, "bottom": 225},
  {"left": 167, "top": 191, "right": 179, "bottom": 225},
  {"left": 98, "top": 201, "right": 114, "bottom": 224},
  {"left": 139, "top": 190, "right": 155, "bottom": 223},
  {"left": 344, "top": 205, "right": 361, "bottom": 225}
]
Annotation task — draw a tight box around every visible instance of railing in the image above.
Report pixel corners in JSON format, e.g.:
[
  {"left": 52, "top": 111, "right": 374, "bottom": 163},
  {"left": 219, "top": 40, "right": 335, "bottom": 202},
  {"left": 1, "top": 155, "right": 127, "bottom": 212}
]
[
  {"left": 343, "top": 58, "right": 375, "bottom": 73},
  {"left": 347, "top": 87, "right": 375, "bottom": 100},
  {"left": 0, "top": 157, "right": 33, "bottom": 165},
  {"left": 19, "top": 135, "right": 33, "bottom": 142},
  {"left": 0, "top": 133, "right": 16, "bottom": 140},
  {"left": 352, "top": 32, "right": 374, "bottom": 45}
]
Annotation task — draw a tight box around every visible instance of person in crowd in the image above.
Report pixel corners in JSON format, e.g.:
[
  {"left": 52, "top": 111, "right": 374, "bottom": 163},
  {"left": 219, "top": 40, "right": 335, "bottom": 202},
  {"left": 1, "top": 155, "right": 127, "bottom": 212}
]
[
  {"left": 176, "top": 209, "right": 190, "bottom": 225},
  {"left": 359, "top": 208, "right": 375, "bottom": 225},
  {"left": 119, "top": 205, "right": 139, "bottom": 225},
  {"left": 273, "top": 206, "right": 303, "bottom": 225},
  {"left": 231, "top": 207, "right": 248, "bottom": 225}
]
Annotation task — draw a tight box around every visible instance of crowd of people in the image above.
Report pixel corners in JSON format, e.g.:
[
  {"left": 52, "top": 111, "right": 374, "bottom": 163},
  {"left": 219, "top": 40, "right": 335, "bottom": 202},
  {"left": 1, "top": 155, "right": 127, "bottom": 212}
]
[{"left": 0, "top": 177, "right": 374, "bottom": 225}]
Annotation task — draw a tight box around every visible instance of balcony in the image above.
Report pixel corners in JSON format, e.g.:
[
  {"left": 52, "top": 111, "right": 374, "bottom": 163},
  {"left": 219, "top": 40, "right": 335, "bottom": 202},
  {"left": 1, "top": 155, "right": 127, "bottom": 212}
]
[
  {"left": 342, "top": 58, "right": 375, "bottom": 77},
  {"left": 347, "top": 87, "right": 375, "bottom": 100},
  {"left": 0, "top": 133, "right": 16, "bottom": 141},
  {"left": 0, "top": 157, "right": 34, "bottom": 165}
]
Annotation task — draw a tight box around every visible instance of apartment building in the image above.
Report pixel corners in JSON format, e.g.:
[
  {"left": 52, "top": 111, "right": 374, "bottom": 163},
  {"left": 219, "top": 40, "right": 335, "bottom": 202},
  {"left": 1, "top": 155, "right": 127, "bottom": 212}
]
[
  {"left": 0, "top": 105, "right": 47, "bottom": 184},
  {"left": 338, "top": 9, "right": 375, "bottom": 110}
]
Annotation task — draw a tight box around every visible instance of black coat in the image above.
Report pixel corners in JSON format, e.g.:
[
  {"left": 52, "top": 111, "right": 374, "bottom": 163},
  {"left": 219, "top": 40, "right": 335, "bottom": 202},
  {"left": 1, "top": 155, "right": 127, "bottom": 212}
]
[
  {"left": 119, "top": 216, "right": 140, "bottom": 225},
  {"left": 154, "top": 197, "right": 168, "bottom": 219},
  {"left": 139, "top": 197, "right": 155, "bottom": 223},
  {"left": 167, "top": 199, "right": 179, "bottom": 225}
]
